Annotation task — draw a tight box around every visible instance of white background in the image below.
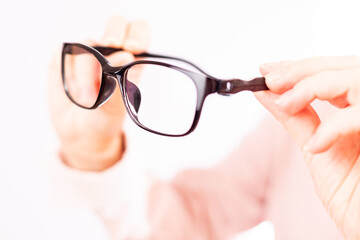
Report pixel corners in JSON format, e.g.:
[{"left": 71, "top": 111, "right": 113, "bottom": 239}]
[{"left": 1, "top": 0, "right": 360, "bottom": 239}]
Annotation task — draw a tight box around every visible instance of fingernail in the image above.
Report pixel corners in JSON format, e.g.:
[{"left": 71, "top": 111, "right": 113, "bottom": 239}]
[
  {"left": 275, "top": 90, "right": 302, "bottom": 115},
  {"left": 303, "top": 135, "right": 318, "bottom": 153},
  {"left": 265, "top": 69, "right": 284, "bottom": 86},
  {"left": 275, "top": 90, "right": 293, "bottom": 106}
]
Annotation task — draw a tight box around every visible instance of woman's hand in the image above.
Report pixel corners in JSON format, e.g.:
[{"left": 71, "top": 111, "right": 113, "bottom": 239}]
[
  {"left": 255, "top": 56, "right": 360, "bottom": 239},
  {"left": 48, "top": 16, "right": 150, "bottom": 171}
]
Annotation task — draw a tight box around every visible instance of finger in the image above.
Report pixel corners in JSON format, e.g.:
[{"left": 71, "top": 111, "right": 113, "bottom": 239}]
[
  {"left": 329, "top": 97, "right": 349, "bottom": 108},
  {"left": 259, "top": 60, "right": 290, "bottom": 76},
  {"left": 304, "top": 105, "right": 360, "bottom": 153},
  {"left": 254, "top": 91, "right": 320, "bottom": 150},
  {"left": 102, "top": 16, "right": 128, "bottom": 47},
  {"left": 264, "top": 55, "right": 360, "bottom": 93},
  {"left": 275, "top": 68, "right": 358, "bottom": 114},
  {"left": 123, "top": 19, "right": 150, "bottom": 54},
  {"left": 73, "top": 53, "right": 101, "bottom": 106},
  {"left": 106, "top": 50, "right": 135, "bottom": 66}
]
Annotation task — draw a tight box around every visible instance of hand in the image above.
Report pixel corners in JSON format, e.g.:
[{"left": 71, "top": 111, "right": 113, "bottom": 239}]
[
  {"left": 255, "top": 56, "right": 360, "bottom": 239},
  {"left": 48, "top": 16, "right": 150, "bottom": 171}
]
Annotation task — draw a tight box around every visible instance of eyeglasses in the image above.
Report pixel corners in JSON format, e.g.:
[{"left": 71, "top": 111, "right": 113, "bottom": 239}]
[{"left": 61, "top": 42, "right": 268, "bottom": 137}]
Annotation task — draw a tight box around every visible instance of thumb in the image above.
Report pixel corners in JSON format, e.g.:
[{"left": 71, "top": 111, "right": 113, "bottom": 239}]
[{"left": 254, "top": 91, "right": 320, "bottom": 151}]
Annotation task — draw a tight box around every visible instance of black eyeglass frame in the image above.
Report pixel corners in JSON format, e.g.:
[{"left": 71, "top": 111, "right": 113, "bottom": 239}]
[{"left": 61, "top": 42, "right": 268, "bottom": 137}]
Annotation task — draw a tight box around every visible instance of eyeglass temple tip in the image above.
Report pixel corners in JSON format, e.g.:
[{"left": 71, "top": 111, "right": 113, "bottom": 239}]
[{"left": 217, "top": 77, "right": 269, "bottom": 95}]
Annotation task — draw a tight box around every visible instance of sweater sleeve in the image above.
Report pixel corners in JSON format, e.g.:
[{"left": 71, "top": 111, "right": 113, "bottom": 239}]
[
  {"left": 145, "top": 114, "right": 288, "bottom": 240},
  {"left": 45, "top": 146, "right": 152, "bottom": 239},
  {"left": 46, "top": 114, "right": 287, "bottom": 240}
]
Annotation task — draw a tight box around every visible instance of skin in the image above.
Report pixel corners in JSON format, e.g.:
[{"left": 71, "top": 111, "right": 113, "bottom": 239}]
[
  {"left": 48, "top": 16, "right": 150, "bottom": 171},
  {"left": 256, "top": 56, "right": 360, "bottom": 239},
  {"left": 49, "top": 16, "right": 359, "bottom": 239}
]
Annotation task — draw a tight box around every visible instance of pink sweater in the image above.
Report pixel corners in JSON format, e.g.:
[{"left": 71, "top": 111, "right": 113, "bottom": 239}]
[{"left": 47, "top": 114, "right": 343, "bottom": 240}]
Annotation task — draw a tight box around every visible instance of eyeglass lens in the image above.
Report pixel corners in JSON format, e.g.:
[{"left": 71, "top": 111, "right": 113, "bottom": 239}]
[
  {"left": 125, "top": 63, "right": 198, "bottom": 135},
  {"left": 63, "top": 45, "right": 198, "bottom": 135},
  {"left": 63, "top": 45, "right": 102, "bottom": 108}
]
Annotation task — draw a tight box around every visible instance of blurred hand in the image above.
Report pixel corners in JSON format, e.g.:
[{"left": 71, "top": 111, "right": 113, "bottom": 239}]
[
  {"left": 48, "top": 16, "right": 150, "bottom": 171},
  {"left": 256, "top": 56, "right": 360, "bottom": 239}
]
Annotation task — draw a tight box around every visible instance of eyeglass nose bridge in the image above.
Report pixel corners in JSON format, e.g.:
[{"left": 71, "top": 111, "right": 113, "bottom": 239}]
[{"left": 97, "top": 72, "right": 142, "bottom": 114}]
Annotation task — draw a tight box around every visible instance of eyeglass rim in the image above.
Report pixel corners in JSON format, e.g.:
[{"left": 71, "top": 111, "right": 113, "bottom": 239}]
[
  {"left": 61, "top": 42, "right": 268, "bottom": 137},
  {"left": 61, "top": 42, "right": 213, "bottom": 137},
  {"left": 121, "top": 61, "right": 217, "bottom": 137}
]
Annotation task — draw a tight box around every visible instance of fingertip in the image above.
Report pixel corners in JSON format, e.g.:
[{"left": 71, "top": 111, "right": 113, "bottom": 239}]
[
  {"left": 106, "top": 15, "right": 127, "bottom": 27},
  {"left": 260, "top": 60, "right": 290, "bottom": 75},
  {"left": 303, "top": 118, "right": 340, "bottom": 153},
  {"left": 275, "top": 89, "right": 306, "bottom": 115},
  {"left": 120, "top": 51, "right": 135, "bottom": 62},
  {"left": 259, "top": 65, "right": 267, "bottom": 76},
  {"left": 253, "top": 89, "right": 276, "bottom": 100},
  {"left": 83, "top": 39, "right": 98, "bottom": 46},
  {"left": 123, "top": 39, "right": 146, "bottom": 54},
  {"left": 264, "top": 72, "right": 285, "bottom": 93},
  {"left": 253, "top": 90, "right": 282, "bottom": 113},
  {"left": 106, "top": 51, "right": 135, "bottom": 66},
  {"left": 102, "top": 16, "right": 128, "bottom": 48},
  {"left": 123, "top": 19, "right": 150, "bottom": 54},
  {"left": 260, "top": 62, "right": 280, "bottom": 75},
  {"left": 131, "top": 19, "right": 150, "bottom": 31},
  {"left": 303, "top": 134, "right": 332, "bottom": 153}
]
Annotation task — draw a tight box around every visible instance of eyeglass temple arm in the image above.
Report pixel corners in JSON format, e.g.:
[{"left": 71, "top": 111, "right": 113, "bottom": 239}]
[
  {"left": 93, "top": 46, "right": 214, "bottom": 78},
  {"left": 216, "top": 77, "right": 269, "bottom": 95},
  {"left": 93, "top": 46, "right": 269, "bottom": 93}
]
